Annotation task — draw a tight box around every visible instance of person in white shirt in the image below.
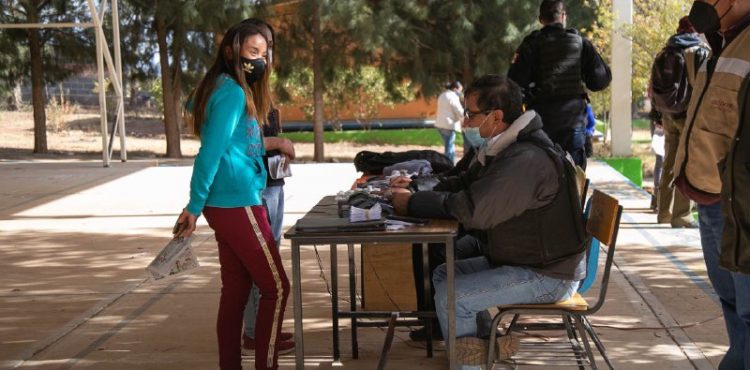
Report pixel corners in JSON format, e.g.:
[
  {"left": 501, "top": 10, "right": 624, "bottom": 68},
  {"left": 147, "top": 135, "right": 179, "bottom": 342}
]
[{"left": 435, "top": 81, "right": 465, "bottom": 162}]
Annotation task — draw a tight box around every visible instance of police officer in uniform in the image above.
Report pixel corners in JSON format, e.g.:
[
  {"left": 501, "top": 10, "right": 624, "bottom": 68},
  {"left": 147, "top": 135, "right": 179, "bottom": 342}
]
[{"left": 508, "top": 0, "right": 611, "bottom": 170}]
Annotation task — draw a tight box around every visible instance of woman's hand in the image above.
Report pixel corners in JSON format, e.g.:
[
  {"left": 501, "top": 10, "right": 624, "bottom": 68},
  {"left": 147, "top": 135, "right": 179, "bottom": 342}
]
[
  {"left": 174, "top": 209, "right": 197, "bottom": 238},
  {"left": 278, "top": 138, "right": 295, "bottom": 161},
  {"left": 389, "top": 176, "right": 412, "bottom": 188},
  {"left": 265, "top": 137, "right": 296, "bottom": 161},
  {"left": 282, "top": 154, "right": 292, "bottom": 171}
]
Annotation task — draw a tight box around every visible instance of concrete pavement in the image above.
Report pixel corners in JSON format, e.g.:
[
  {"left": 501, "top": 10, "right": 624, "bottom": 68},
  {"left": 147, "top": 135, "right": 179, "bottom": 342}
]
[{"left": 0, "top": 159, "right": 728, "bottom": 369}]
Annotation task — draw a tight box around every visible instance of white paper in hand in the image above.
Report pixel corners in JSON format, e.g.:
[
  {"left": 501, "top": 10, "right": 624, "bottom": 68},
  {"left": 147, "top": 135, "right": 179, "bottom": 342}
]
[
  {"left": 651, "top": 133, "right": 665, "bottom": 157},
  {"left": 268, "top": 155, "right": 292, "bottom": 179},
  {"left": 146, "top": 236, "right": 200, "bottom": 280}
]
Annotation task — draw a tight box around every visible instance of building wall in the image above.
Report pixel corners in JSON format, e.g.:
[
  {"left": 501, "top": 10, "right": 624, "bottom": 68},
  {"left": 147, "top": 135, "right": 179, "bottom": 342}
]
[
  {"left": 21, "top": 65, "right": 439, "bottom": 123},
  {"left": 280, "top": 97, "right": 437, "bottom": 121}
]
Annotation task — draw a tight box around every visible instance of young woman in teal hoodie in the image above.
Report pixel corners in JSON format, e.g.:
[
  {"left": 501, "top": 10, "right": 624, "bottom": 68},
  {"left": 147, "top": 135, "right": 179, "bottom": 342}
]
[{"left": 173, "top": 20, "right": 292, "bottom": 370}]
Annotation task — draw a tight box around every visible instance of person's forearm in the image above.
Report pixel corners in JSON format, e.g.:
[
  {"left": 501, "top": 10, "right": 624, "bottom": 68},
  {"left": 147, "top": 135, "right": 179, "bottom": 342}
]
[
  {"left": 264, "top": 136, "right": 295, "bottom": 159},
  {"left": 264, "top": 136, "right": 285, "bottom": 150}
]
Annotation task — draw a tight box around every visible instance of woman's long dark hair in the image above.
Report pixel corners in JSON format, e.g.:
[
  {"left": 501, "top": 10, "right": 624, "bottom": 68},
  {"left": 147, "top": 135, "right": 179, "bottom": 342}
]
[{"left": 188, "top": 20, "right": 274, "bottom": 137}]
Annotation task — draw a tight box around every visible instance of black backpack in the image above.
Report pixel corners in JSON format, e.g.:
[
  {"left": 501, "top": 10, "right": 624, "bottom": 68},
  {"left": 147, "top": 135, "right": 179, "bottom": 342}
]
[
  {"left": 353, "top": 150, "right": 454, "bottom": 175},
  {"left": 650, "top": 44, "right": 708, "bottom": 114}
]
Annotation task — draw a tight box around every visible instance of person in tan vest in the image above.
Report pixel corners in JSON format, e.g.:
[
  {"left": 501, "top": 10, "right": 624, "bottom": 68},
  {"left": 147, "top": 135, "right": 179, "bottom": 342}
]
[
  {"left": 675, "top": 0, "right": 750, "bottom": 368},
  {"left": 650, "top": 16, "right": 709, "bottom": 228}
]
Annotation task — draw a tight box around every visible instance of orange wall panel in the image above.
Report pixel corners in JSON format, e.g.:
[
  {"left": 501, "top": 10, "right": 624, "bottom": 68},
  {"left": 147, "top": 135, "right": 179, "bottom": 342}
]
[{"left": 280, "top": 98, "right": 438, "bottom": 121}]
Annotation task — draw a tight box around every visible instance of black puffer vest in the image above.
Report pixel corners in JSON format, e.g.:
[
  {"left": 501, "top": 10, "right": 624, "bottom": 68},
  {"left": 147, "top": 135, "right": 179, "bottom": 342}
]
[
  {"left": 485, "top": 136, "right": 587, "bottom": 267},
  {"left": 531, "top": 28, "right": 586, "bottom": 101}
]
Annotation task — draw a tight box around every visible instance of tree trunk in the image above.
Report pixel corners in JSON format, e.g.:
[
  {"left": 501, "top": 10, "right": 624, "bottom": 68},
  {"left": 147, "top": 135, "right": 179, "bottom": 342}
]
[
  {"left": 312, "top": 0, "right": 325, "bottom": 162},
  {"left": 171, "top": 72, "right": 182, "bottom": 140},
  {"left": 462, "top": 46, "right": 473, "bottom": 88},
  {"left": 28, "top": 9, "right": 47, "bottom": 154},
  {"left": 155, "top": 13, "right": 181, "bottom": 158},
  {"left": 9, "top": 83, "right": 22, "bottom": 111},
  {"left": 171, "top": 19, "right": 184, "bottom": 147},
  {"left": 128, "top": 82, "right": 139, "bottom": 118}
]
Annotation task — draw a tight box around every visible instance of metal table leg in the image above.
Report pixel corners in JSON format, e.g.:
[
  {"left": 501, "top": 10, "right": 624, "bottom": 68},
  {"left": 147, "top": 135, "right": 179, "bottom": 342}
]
[
  {"left": 422, "top": 242, "right": 433, "bottom": 357},
  {"left": 348, "top": 243, "right": 359, "bottom": 359},
  {"left": 330, "top": 243, "right": 340, "bottom": 362},
  {"left": 377, "top": 312, "right": 400, "bottom": 370},
  {"left": 446, "top": 236, "right": 456, "bottom": 370},
  {"left": 292, "top": 241, "right": 304, "bottom": 369}
]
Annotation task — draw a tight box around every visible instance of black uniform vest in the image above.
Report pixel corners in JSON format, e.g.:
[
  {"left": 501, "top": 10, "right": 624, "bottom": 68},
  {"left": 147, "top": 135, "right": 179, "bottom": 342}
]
[
  {"left": 531, "top": 29, "right": 586, "bottom": 101},
  {"left": 485, "top": 136, "right": 587, "bottom": 267}
]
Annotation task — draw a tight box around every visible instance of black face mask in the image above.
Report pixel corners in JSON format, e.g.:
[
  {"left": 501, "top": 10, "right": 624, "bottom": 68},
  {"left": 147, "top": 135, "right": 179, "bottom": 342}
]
[
  {"left": 240, "top": 57, "right": 266, "bottom": 86},
  {"left": 689, "top": 0, "right": 732, "bottom": 34}
]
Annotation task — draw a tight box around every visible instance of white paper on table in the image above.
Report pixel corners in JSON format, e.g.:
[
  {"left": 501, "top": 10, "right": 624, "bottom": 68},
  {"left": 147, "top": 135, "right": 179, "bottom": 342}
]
[{"left": 349, "top": 202, "right": 382, "bottom": 223}]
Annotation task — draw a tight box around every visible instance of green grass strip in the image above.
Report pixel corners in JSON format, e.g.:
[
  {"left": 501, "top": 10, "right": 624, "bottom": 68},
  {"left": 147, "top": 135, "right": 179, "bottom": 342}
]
[{"left": 280, "top": 128, "right": 464, "bottom": 147}]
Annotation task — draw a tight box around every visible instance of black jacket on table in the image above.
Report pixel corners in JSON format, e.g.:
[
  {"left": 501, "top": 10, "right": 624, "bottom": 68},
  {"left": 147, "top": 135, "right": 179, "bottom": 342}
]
[
  {"left": 407, "top": 148, "right": 477, "bottom": 192},
  {"left": 406, "top": 111, "right": 586, "bottom": 281},
  {"left": 508, "top": 23, "right": 611, "bottom": 135}
]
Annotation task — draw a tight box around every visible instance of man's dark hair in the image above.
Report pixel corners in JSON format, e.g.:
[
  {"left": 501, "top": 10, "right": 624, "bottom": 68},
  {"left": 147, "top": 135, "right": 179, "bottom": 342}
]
[
  {"left": 677, "top": 16, "right": 696, "bottom": 33},
  {"left": 446, "top": 81, "right": 462, "bottom": 91},
  {"left": 539, "top": 0, "right": 565, "bottom": 23},
  {"left": 465, "top": 75, "right": 524, "bottom": 124}
]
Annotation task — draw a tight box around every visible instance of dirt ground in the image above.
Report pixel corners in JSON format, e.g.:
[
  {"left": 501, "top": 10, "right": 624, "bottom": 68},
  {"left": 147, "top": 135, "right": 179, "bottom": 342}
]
[{"left": 0, "top": 110, "right": 447, "bottom": 162}]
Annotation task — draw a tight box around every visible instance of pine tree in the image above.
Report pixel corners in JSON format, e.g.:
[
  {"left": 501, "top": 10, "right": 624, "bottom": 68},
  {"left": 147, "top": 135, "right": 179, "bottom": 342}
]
[
  {"left": 372, "top": 0, "right": 597, "bottom": 98},
  {"left": 0, "top": 0, "right": 93, "bottom": 154},
  {"left": 124, "top": 0, "right": 252, "bottom": 158},
  {"left": 271, "top": 0, "right": 408, "bottom": 161}
]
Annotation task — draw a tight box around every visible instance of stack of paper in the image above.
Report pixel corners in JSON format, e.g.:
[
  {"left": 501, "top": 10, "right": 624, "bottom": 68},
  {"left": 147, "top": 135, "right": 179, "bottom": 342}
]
[{"left": 349, "top": 202, "right": 382, "bottom": 223}]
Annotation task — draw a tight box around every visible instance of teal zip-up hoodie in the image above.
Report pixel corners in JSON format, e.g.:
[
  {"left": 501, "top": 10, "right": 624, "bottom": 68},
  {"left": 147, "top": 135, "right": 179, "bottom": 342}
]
[{"left": 186, "top": 74, "right": 266, "bottom": 216}]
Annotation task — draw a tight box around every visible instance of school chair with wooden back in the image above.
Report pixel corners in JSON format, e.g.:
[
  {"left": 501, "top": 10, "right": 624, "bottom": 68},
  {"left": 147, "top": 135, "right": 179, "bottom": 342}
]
[{"left": 486, "top": 189, "right": 623, "bottom": 369}]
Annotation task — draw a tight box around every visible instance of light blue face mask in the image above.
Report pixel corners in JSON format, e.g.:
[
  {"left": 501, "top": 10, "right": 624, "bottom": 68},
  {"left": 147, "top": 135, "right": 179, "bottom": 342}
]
[
  {"left": 463, "top": 127, "right": 486, "bottom": 148},
  {"left": 463, "top": 111, "right": 494, "bottom": 149}
]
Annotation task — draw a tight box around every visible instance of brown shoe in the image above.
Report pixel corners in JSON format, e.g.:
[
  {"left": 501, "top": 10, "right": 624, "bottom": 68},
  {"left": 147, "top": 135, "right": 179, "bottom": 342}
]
[
  {"left": 495, "top": 335, "right": 520, "bottom": 360},
  {"left": 274, "top": 340, "right": 296, "bottom": 355},
  {"left": 455, "top": 337, "right": 488, "bottom": 367}
]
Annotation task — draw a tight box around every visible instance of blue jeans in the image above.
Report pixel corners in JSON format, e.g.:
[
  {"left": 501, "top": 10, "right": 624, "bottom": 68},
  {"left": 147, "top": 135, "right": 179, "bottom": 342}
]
[
  {"left": 437, "top": 128, "right": 456, "bottom": 162},
  {"left": 244, "top": 185, "right": 285, "bottom": 338},
  {"left": 549, "top": 125, "right": 587, "bottom": 170},
  {"left": 698, "top": 203, "right": 750, "bottom": 370},
  {"left": 432, "top": 256, "right": 579, "bottom": 340}
]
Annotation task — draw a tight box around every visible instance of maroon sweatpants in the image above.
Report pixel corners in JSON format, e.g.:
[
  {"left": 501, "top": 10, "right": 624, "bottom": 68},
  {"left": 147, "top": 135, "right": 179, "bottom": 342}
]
[{"left": 203, "top": 205, "right": 290, "bottom": 370}]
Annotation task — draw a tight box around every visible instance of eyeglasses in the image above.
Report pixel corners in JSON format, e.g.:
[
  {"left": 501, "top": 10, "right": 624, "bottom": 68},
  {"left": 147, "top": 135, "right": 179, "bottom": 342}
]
[{"left": 464, "top": 108, "right": 492, "bottom": 120}]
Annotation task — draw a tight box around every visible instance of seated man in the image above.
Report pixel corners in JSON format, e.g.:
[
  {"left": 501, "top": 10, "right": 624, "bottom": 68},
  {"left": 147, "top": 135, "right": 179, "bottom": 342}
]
[
  {"left": 388, "top": 135, "right": 484, "bottom": 342},
  {"left": 391, "top": 75, "right": 586, "bottom": 357}
]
